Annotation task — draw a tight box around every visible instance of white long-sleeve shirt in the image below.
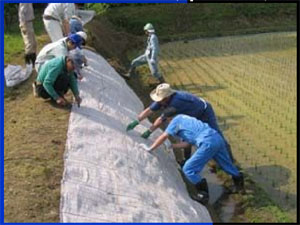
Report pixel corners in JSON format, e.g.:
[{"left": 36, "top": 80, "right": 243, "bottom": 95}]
[
  {"left": 35, "top": 37, "right": 69, "bottom": 72},
  {"left": 43, "top": 3, "right": 75, "bottom": 22}
]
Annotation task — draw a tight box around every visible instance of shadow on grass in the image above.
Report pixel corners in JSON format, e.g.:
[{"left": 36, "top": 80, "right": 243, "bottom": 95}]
[{"left": 245, "top": 164, "right": 296, "bottom": 213}]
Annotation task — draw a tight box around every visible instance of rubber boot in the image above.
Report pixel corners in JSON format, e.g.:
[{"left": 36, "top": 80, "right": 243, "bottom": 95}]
[
  {"left": 25, "top": 54, "right": 31, "bottom": 65},
  {"left": 30, "top": 53, "right": 36, "bottom": 67},
  {"left": 232, "top": 172, "right": 245, "bottom": 193},
  {"left": 192, "top": 178, "right": 209, "bottom": 205}
]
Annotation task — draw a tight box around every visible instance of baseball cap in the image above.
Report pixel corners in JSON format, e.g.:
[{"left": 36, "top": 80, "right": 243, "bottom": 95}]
[
  {"left": 68, "top": 49, "right": 85, "bottom": 73},
  {"left": 68, "top": 34, "right": 83, "bottom": 49}
]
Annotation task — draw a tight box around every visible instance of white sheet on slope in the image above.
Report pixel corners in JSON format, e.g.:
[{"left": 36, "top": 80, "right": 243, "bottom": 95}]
[{"left": 60, "top": 49, "right": 212, "bottom": 223}]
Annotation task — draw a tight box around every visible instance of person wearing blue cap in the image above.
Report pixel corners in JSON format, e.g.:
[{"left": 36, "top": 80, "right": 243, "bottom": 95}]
[
  {"left": 35, "top": 33, "right": 86, "bottom": 72},
  {"left": 139, "top": 109, "right": 244, "bottom": 205},
  {"left": 32, "top": 49, "right": 84, "bottom": 107}
]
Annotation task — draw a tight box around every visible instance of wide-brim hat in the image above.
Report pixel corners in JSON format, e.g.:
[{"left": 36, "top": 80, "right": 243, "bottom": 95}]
[{"left": 150, "top": 83, "right": 175, "bottom": 102}]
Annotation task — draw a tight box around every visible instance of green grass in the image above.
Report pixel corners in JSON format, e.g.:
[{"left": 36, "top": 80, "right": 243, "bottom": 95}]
[{"left": 104, "top": 3, "right": 296, "bottom": 40}]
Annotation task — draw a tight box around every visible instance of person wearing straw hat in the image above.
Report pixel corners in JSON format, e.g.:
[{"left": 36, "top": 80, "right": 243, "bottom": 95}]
[
  {"left": 126, "top": 83, "right": 234, "bottom": 164},
  {"left": 32, "top": 49, "right": 84, "bottom": 107},
  {"left": 123, "top": 23, "right": 165, "bottom": 84},
  {"left": 139, "top": 109, "right": 244, "bottom": 205}
]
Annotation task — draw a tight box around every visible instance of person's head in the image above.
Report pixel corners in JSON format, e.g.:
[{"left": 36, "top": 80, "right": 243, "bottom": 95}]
[
  {"left": 76, "top": 31, "right": 87, "bottom": 46},
  {"left": 66, "top": 49, "right": 85, "bottom": 73},
  {"left": 66, "top": 33, "right": 83, "bottom": 50},
  {"left": 143, "top": 23, "right": 155, "bottom": 35},
  {"left": 162, "top": 107, "right": 177, "bottom": 123},
  {"left": 150, "top": 83, "right": 175, "bottom": 105}
]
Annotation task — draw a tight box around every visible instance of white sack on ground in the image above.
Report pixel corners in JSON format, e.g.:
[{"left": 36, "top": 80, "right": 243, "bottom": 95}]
[
  {"left": 4, "top": 64, "right": 32, "bottom": 87},
  {"left": 60, "top": 49, "right": 212, "bottom": 223},
  {"left": 77, "top": 10, "right": 95, "bottom": 26}
]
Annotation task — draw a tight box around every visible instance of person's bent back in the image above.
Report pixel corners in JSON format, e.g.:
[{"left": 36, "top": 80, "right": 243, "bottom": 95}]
[{"left": 33, "top": 50, "right": 83, "bottom": 106}]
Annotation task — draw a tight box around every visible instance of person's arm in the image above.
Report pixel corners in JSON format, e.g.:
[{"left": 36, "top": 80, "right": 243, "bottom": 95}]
[
  {"left": 149, "top": 116, "right": 163, "bottom": 132},
  {"left": 43, "top": 65, "right": 62, "bottom": 100},
  {"left": 137, "top": 107, "right": 153, "bottom": 122},
  {"left": 150, "top": 35, "right": 159, "bottom": 61},
  {"left": 149, "top": 132, "right": 169, "bottom": 152},
  {"left": 62, "top": 19, "right": 70, "bottom": 36}
]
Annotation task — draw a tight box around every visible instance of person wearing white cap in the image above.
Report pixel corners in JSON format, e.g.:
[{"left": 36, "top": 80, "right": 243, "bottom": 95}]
[
  {"left": 35, "top": 33, "right": 86, "bottom": 73},
  {"left": 123, "top": 23, "right": 165, "bottom": 84},
  {"left": 126, "top": 83, "right": 234, "bottom": 164},
  {"left": 43, "top": 3, "right": 76, "bottom": 42},
  {"left": 32, "top": 49, "right": 84, "bottom": 107}
]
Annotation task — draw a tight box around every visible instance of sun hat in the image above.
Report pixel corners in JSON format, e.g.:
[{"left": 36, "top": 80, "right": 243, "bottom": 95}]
[
  {"left": 68, "top": 48, "right": 85, "bottom": 74},
  {"left": 150, "top": 83, "right": 175, "bottom": 102},
  {"left": 68, "top": 34, "right": 83, "bottom": 49}
]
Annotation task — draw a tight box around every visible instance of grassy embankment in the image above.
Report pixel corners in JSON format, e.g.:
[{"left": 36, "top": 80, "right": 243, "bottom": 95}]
[{"left": 4, "top": 3, "right": 296, "bottom": 222}]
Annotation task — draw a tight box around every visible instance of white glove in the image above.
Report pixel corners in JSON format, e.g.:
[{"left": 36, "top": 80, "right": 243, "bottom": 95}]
[
  {"left": 163, "top": 141, "right": 172, "bottom": 149},
  {"left": 150, "top": 58, "right": 155, "bottom": 64},
  {"left": 139, "top": 143, "right": 152, "bottom": 152}
]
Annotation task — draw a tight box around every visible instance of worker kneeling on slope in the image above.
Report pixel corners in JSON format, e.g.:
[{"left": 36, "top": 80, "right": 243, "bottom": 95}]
[
  {"left": 32, "top": 49, "right": 83, "bottom": 107},
  {"left": 139, "top": 108, "right": 244, "bottom": 205},
  {"left": 127, "top": 83, "right": 234, "bottom": 164}
]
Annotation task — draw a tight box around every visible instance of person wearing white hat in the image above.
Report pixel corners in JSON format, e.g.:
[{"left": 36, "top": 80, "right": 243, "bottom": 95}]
[
  {"left": 139, "top": 110, "right": 244, "bottom": 205},
  {"left": 123, "top": 23, "right": 165, "bottom": 84},
  {"left": 126, "top": 83, "right": 234, "bottom": 164}
]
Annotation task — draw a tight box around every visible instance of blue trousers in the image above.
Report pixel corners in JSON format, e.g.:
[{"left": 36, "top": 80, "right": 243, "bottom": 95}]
[
  {"left": 131, "top": 54, "right": 161, "bottom": 79},
  {"left": 182, "top": 133, "right": 240, "bottom": 184},
  {"left": 199, "top": 102, "right": 234, "bottom": 162}
]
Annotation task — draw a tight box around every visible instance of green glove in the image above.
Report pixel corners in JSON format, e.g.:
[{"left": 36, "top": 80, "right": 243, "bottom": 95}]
[
  {"left": 141, "top": 130, "right": 152, "bottom": 139},
  {"left": 126, "top": 120, "right": 139, "bottom": 131}
]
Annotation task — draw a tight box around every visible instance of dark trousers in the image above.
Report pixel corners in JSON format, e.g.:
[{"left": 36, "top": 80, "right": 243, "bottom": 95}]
[{"left": 36, "top": 75, "right": 70, "bottom": 100}]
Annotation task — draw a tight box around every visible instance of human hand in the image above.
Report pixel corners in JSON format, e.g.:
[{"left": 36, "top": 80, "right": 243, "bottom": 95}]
[
  {"left": 56, "top": 97, "right": 67, "bottom": 106},
  {"left": 126, "top": 120, "right": 139, "bottom": 131},
  {"left": 150, "top": 58, "right": 155, "bottom": 64},
  {"left": 139, "top": 143, "right": 152, "bottom": 152},
  {"left": 75, "top": 96, "right": 82, "bottom": 107},
  {"left": 141, "top": 130, "right": 152, "bottom": 139}
]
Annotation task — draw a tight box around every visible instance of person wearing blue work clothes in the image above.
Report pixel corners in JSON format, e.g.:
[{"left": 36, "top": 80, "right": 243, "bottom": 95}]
[
  {"left": 139, "top": 109, "right": 244, "bottom": 205},
  {"left": 123, "top": 23, "right": 165, "bottom": 84},
  {"left": 126, "top": 83, "right": 234, "bottom": 164},
  {"left": 69, "top": 15, "right": 83, "bottom": 34}
]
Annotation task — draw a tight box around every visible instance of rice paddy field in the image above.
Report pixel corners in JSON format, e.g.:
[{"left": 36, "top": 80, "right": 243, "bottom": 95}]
[{"left": 159, "top": 32, "right": 297, "bottom": 218}]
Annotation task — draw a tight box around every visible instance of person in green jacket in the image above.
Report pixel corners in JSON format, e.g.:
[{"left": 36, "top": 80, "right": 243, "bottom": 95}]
[{"left": 32, "top": 49, "right": 83, "bottom": 106}]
